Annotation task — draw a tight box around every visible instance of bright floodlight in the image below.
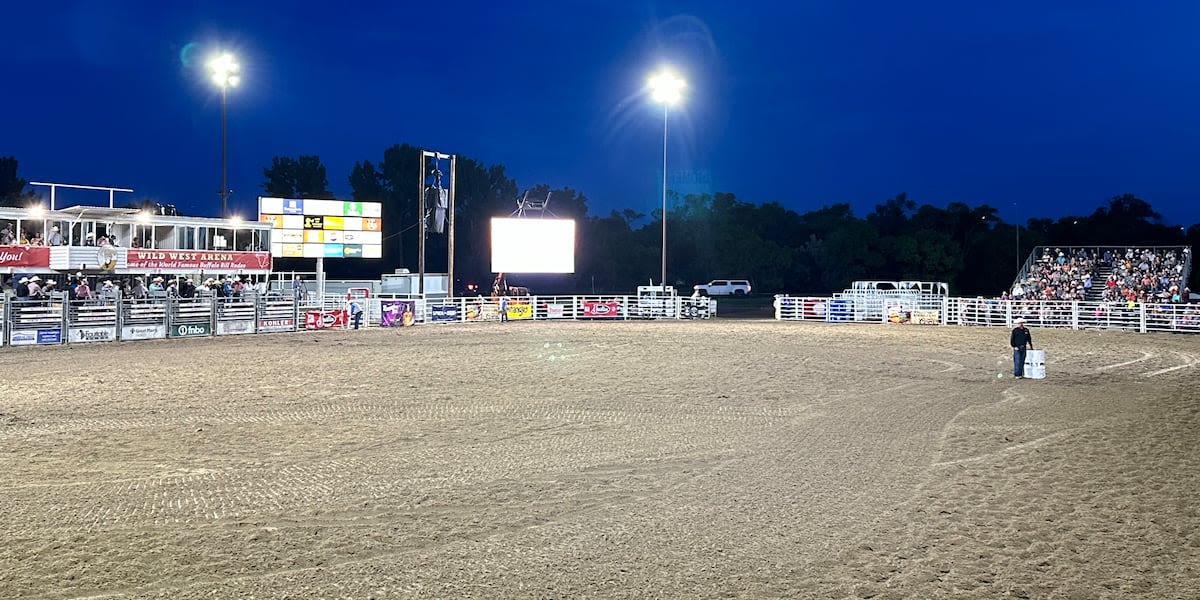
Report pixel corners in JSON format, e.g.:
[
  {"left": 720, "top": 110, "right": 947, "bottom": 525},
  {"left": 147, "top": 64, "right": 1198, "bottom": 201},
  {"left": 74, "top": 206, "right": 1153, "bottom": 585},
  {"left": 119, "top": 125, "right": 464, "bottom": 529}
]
[
  {"left": 208, "top": 53, "right": 240, "bottom": 88},
  {"left": 648, "top": 70, "right": 686, "bottom": 104},
  {"left": 230, "top": 215, "right": 243, "bottom": 228},
  {"left": 135, "top": 211, "right": 151, "bottom": 223}
]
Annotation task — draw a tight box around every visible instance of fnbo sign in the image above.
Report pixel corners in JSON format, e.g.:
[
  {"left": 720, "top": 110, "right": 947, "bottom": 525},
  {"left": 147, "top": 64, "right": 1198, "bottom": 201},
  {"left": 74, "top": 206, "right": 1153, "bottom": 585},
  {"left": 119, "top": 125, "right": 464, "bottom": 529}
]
[{"left": 171, "top": 323, "right": 212, "bottom": 338}]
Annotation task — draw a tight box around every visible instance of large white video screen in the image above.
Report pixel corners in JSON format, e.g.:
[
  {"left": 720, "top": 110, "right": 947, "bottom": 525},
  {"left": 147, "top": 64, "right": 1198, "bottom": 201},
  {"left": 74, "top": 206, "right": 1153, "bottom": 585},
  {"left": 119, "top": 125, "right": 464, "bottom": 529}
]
[{"left": 490, "top": 218, "right": 575, "bottom": 273}]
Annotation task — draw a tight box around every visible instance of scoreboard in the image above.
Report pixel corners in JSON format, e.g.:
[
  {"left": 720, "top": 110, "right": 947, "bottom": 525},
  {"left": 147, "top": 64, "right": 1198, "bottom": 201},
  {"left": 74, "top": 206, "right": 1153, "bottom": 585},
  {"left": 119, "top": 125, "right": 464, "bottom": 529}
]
[{"left": 258, "top": 197, "right": 383, "bottom": 259}]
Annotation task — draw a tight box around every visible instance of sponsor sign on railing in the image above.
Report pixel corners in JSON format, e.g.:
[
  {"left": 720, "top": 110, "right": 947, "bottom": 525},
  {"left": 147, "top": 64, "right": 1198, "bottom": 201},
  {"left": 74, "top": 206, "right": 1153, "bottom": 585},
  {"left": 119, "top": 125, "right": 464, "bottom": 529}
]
[
  {"left": 171, "top": 323, "right": 212, "bottom": 338},
  {"left": 506, "top": 300, "right": 533, "bottom": 320},
  {"left": 69, "top": 326, "right": 117, "bottom": 343},
  {"left": 0, "top": 245, "right": 51, "bottom": 268},
  {"left": 379, "top": 300, "right": 414, "bottom": 327},
  {"left": 122, "top": 324, "right": 167, "bottom": 340},
  {"left": 256, "top": 317, "right": 296, "bottom": 333},
  {"left": 429, "top": 304, "right": 459, "bottom": 323},
  {"left": 10, "top": 328, "right": 62, "bottom": 346},
  {"left": 582, "top": 300, "right": 620, "bottom": 318},
  {"left": 305, "top": 309, "right": 348, "bottom": 329}
]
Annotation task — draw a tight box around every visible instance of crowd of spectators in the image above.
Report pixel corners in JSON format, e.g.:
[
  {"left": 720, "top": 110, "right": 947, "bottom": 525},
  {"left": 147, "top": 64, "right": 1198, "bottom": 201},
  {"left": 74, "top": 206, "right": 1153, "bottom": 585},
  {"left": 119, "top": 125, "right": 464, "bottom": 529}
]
[
  {"left": 3, "top": 274, "right": 268, "bottom": 303},
  {"left": 1005, "top": 246, "right": 1192, "bottom": 304},
  {"left": 1100, "top": 247, "right": 1190, "bottom": 303},
  {"left": 1005, "top": 247, "right": 1097, "bottom": 302}
]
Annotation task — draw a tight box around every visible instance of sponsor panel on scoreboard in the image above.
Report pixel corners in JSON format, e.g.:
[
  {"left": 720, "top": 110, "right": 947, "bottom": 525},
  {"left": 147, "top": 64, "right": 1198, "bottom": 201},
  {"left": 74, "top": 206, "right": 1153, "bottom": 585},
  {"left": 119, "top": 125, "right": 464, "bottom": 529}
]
[{"left": 259, "top": 197, "right": 383, "bottom": 259}]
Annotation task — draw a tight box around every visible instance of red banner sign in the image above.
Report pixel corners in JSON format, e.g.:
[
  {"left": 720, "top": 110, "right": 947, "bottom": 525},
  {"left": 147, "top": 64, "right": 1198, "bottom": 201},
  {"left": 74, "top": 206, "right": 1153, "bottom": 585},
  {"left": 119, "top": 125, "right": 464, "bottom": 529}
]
[
  {"left": 582, "top": 301, "right": 621, "bottom": 318},
  {"left": 305, "top": 309, "right": 348, "bottom": 329},
  {"left": 0, "top": 245, "right": 51, "bottom": 268},
  {"left": 125, "top": 250, "right": 272, "bottom": 271}
]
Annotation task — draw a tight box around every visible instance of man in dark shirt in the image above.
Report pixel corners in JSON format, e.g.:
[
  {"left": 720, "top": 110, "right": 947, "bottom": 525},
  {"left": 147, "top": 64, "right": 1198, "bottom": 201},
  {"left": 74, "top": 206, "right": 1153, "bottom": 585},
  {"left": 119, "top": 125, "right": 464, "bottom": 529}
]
[{"left": 1010, "top": 318, "right": 1034, "bottom": 378}]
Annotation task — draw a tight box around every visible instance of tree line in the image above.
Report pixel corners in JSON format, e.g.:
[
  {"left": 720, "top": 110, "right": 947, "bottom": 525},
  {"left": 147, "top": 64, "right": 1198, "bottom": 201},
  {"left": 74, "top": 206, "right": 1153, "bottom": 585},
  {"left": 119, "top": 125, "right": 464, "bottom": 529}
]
[{"left": 5, "top": 152, "right": 1198, "bottom": 296}]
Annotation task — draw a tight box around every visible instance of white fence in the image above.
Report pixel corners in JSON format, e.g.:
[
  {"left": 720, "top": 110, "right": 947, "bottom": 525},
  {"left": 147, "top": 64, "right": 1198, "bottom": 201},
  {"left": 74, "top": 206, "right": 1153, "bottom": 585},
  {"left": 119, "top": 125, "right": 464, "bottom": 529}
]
[
  {"left": 774, "top": 294, "right": 1200, "bottom": 334},
  {"left": 0, "top": 293, "right": 713, "bottom": 347}
]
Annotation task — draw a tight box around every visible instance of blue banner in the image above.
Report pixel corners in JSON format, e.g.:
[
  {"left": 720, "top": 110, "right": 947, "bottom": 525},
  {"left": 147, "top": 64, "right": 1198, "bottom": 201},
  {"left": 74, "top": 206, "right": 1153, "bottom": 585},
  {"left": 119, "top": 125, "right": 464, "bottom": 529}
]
[{"left": 430, "top": 304, "right": 459, "bottom": 322}]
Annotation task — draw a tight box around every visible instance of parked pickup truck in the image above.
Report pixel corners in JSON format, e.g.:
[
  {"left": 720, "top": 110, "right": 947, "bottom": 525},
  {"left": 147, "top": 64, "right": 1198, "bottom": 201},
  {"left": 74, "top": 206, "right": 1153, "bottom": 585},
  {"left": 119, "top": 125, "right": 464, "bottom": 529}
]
[{"left": 692, "top": 279, "right": 752, "bottom": 296}]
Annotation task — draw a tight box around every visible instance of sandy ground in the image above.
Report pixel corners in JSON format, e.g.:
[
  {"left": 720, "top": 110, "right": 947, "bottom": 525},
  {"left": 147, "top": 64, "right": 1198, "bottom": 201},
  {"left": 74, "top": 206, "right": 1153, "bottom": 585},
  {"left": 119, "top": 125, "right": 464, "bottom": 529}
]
[{"left": 0, "top": 320, "right": 1197, "bottom": 599}]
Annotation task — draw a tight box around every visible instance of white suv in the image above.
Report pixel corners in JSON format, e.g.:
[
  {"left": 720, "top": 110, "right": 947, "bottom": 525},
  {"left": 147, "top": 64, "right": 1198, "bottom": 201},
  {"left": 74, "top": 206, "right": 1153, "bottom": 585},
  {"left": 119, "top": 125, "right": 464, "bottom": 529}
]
[{"left": 693, "top": 279, "right": 752, "bottom": 296}]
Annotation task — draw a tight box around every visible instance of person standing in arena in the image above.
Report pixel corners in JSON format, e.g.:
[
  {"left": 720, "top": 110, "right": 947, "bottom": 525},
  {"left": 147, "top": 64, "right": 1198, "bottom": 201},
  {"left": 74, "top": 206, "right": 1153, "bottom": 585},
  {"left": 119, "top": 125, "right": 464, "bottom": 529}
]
[{"left": 1010, "top": 317, "right": 1034, "bottom": 378}]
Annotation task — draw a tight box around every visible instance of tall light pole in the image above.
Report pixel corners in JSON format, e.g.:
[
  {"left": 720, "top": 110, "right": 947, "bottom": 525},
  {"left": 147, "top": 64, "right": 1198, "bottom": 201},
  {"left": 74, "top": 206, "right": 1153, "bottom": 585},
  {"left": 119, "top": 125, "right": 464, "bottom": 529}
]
[
  {"left": 648, "top": 69, "right": 685, "bottom": 289},
  {"left": 208, "top": 53, "right": 240, "bottom": 218}
]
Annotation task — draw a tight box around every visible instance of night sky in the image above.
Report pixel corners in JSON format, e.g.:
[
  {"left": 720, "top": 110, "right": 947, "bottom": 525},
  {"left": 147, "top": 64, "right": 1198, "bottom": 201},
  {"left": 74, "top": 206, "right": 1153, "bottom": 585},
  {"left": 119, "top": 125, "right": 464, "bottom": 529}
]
[{"left": 4, "top": 1, "right": 1200, "bottom": 227}]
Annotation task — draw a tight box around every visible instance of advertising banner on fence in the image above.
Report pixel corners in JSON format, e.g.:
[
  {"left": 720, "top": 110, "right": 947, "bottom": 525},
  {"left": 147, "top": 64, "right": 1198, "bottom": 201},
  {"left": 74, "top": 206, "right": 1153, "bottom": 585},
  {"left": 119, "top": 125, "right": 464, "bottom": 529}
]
[
  {"left": 125, "top": 249, "right": 272, "bottom": 272},
  {"left": 506, "top": 301, "right": 533, "bottom": 321},
  {"left": 171, "top": 323, "right": 212, "bottom": 338},
  {"left": 464, "top": 302, "right": 498, "bottom": 321},
  {"left": 256, "top": 317, "right": 296, "bottom": 333},
  {"left": 0, "top": 246, "right": 51, "bottom": 268},
  {"left": 217, "top": 320, "right": 255, "bottom": 335},
  {"left": 803, "top": 298, "right": 827, "bottom": 319},
  {"left": 305, "top": 309, "right": 348, "bottom": 329},
  {"left": 429, "top": 304, "right": 459, "bottom": 323},
  {"left": 122, "top": 324, "right": 167, "bottom": 340},
  {"left": 826, "top": 299, "right": 852, "bottom": 322},
  {"left": 379, "top": 300, "right": 415, "bottom": 327},
  {"left": 885, "top": 300, "right": 913, "bottom": 324},
  {"left": 10, "top": 328, "right": 62, "bottom": 346},
  {"left": 69, "top": 326, "right": 117, "bottom": 344},
  {"left": 911, "top": 309, "right": 941, "bottom": 325},
  {"left": 545, "top": 303, "right": 565, "bottom": 319},
  {"left": 582, "top": 301, "right": 621, "bottom": 318}
]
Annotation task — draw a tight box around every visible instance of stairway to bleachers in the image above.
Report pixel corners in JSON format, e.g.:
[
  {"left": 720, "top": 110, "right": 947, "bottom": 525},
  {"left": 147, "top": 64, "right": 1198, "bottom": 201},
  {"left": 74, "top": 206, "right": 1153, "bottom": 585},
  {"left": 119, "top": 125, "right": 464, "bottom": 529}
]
[{"left": 1087, "top": 263, "right": 1112, "bottom": 302}]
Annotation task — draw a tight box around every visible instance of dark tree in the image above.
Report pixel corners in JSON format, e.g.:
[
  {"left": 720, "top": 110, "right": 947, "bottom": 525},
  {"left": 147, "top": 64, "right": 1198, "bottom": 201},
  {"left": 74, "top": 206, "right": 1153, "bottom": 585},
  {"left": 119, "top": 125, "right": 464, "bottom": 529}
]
[
  {"left": 0, "top": 156, "right": 35, "bottom": 207},
  {"left": 262, "top": 155, "right": 332, "bottom": 199}
]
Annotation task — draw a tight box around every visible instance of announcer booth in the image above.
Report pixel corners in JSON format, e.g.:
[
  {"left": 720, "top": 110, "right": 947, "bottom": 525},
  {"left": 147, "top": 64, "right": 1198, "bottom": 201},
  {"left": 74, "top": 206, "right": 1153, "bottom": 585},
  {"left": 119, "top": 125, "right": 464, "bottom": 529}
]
[{"left": 1, "top": 204, "right": 274, "bottom": 282}]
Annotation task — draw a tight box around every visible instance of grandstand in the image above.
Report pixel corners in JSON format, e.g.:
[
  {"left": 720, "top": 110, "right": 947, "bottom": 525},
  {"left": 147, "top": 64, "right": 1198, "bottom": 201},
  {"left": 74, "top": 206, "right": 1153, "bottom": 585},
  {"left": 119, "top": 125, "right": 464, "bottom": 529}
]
[{"left": 1010, "top": 246, "right": 1191, "bottom": 304}]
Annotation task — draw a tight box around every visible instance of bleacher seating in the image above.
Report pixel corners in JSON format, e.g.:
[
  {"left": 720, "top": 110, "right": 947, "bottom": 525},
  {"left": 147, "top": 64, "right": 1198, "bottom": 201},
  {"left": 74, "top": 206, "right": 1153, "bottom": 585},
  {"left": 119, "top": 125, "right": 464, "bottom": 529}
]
[{"left": 1009, "top": 246, "right": 1191, "bottom": 303}]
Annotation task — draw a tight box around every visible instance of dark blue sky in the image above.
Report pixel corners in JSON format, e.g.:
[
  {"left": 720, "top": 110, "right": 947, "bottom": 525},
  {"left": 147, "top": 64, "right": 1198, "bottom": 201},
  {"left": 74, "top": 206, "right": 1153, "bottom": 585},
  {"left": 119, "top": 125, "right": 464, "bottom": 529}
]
[{"left": 4, "top": 1, "right": 1200, "bottom": 227}]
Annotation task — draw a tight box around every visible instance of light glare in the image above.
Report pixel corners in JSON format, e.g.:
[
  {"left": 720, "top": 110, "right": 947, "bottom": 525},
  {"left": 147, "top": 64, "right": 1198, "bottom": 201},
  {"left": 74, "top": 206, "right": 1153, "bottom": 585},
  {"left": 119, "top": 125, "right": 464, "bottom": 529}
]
[
  {"left": 208, "top": 53, "right": 240, "bottom": 88},
  {"left": 648, "top": 70, "right": 686, "bottom": 105}
]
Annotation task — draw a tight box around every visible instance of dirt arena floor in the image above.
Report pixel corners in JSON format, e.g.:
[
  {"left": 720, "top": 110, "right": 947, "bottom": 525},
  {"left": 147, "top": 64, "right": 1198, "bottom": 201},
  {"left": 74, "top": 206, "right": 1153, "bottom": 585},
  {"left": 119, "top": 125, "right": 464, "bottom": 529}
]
[{"left": 1, "top": 320, "right": 1197, "bottom": 599}]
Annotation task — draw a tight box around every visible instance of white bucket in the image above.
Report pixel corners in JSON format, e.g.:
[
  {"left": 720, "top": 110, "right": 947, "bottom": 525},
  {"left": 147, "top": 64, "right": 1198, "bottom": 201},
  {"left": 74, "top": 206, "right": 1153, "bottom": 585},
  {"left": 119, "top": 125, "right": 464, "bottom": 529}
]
[{"left": 1023, "top": 349, "right": 1046, "bottom": 379}]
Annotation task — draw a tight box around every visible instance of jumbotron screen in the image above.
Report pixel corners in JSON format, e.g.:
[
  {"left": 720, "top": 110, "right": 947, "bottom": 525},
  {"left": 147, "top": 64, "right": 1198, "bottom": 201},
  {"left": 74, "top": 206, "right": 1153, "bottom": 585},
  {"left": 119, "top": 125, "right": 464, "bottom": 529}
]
[
  {"left": 259, "top": 197, "right": 383, "bottom": 259},
  {"left": 490, "top": 218, "right": 575, "bottom": 273}
]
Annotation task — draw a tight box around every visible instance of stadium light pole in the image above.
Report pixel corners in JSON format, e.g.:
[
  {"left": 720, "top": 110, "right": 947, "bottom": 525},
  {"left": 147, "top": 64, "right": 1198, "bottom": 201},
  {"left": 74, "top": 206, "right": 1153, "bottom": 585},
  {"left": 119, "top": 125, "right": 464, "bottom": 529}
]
[
  {"left": 208, "top": 53, "right": 240, "bottom": 218},
  {"left": 648, "top": 69, "right": 685, "bottom": 290}
]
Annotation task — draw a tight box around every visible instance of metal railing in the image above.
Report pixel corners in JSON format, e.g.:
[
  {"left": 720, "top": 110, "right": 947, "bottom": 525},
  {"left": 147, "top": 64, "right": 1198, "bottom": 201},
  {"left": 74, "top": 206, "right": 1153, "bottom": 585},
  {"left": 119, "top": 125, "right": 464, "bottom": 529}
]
[
  {"left": 775, "top": 294, "right": 1200, "bottom": 334},
  {"left": 1, "top": 292, "right": 712, "bottom": 347}
]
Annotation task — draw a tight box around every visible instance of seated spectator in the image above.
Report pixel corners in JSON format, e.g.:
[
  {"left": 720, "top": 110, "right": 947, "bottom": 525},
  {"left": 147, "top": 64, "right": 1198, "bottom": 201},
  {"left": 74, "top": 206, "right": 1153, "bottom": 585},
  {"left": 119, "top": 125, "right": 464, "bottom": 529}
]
[{"left": 75, "top": 279, "right": 93, "bottom": 301}]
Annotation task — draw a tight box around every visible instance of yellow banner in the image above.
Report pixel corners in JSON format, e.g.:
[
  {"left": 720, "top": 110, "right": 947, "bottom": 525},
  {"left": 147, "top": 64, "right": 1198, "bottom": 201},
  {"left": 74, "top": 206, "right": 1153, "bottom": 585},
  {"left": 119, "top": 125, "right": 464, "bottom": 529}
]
[{"left": 506, "top": 301, "right": 533, "bottom": 320}]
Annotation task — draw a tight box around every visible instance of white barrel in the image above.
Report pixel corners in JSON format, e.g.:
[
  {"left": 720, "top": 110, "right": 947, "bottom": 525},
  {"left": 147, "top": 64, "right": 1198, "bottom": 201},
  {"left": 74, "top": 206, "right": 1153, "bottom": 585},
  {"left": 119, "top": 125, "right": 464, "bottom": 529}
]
[{"left": 1023, "top": 349, "right": 1046, "bottom": 379}]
